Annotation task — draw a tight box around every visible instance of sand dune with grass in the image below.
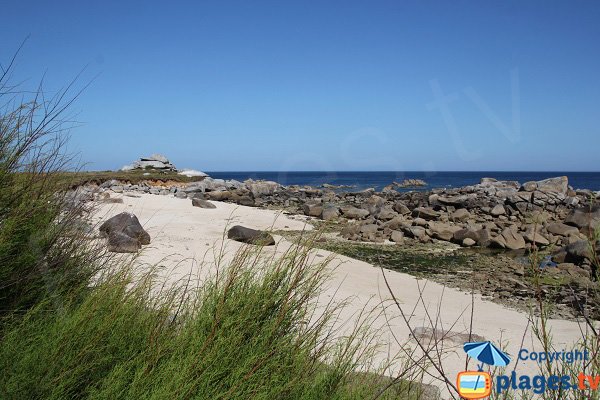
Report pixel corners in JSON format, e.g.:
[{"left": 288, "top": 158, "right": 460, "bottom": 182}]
[{"left": 94, "top": 193, "right": 592, "bottom": 398}]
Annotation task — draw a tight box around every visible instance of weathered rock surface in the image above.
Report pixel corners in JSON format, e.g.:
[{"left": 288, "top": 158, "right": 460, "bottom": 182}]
[
  {"left": 227, "top": 225, "right": 275, "bottom": 246},
  {"left": 100, "top": 212, "right": 150, "bottom": 253},
  {"left": 192, "top": 198, "right": 216, "bottom": 209}
]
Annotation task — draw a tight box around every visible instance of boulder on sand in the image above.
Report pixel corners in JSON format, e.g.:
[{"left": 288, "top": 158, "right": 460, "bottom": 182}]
[
  {"left": 192, "top": 198, "right": 216, "bottom": 209},
  {"left": 227, "top": 225, "right": 275, "bottom": 246},
  {"left": 99, "top": 212, "right": 151, "bottom": 253}
]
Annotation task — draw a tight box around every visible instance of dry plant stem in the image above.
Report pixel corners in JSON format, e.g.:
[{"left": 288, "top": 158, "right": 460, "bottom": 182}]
[{"left": 380, "top": 265, "right": 460, "bottom": 398}]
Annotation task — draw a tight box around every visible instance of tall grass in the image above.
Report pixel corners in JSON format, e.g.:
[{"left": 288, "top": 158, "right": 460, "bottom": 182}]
[{"left": 0, "top": 242, "right": 380, "bottom": 399}]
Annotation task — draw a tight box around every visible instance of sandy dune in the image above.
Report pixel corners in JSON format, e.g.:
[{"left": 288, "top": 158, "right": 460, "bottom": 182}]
[{"left": 94, "top": 194, "right": 592, "bottom": 398}]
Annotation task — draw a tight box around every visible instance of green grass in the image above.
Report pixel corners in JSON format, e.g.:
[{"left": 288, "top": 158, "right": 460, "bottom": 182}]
[
  {"left": 0, "top": 241, "right": 423, "bottom": 399},
  {"left": 58, "top": 170, "right": 203, "bottom": 188}
]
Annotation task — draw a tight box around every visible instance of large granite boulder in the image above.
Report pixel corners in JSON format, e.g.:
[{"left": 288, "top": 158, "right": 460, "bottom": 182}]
[
  {"left": 244, "top": 180, "right": 280, "bottom": 197},
  {"left": 99, "top": 212, "right": 151, "bottom": 253},
  {"left": 227, "top": 225, "right": 275, "bottom": 246},
  {"left": 535, "top": 176, "right": 568, "bottom": 194}
]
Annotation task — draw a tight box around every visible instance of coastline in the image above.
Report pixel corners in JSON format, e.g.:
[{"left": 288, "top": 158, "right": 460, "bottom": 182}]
[{"left": 91, "top": 192, "right": 591, "bottom": 398}]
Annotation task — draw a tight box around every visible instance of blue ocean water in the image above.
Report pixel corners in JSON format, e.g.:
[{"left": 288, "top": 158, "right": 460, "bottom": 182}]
[{"left": 206, "top": 171, "right": 600, "bottom": 192}]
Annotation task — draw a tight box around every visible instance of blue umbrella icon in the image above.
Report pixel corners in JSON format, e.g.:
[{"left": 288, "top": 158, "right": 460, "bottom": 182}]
[{"left": 463, "top": 341, "right": 511, "bottom": 370}]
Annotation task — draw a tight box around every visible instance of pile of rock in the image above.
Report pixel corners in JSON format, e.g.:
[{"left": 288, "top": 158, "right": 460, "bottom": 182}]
[{"left": 121, "top": 154, "right": 177, "bottom": 171}]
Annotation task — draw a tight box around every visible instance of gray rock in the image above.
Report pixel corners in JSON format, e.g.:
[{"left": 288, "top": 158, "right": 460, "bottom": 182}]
[
  {"left": 174, "top": 192, "right": 188, "bottom": 199},
  {"left": 462, "top": 238, "right": 476, "bottom": 247},
  {"left": 321, "top": 205, "right": 339, "bottom": 221},
  {"left": 428, "top": 222, "right": 461, "bottom": 242},
  {"left": 303, "top": 203, "right": 323, "bottom": 217},
  {"left": 546, "top": 222, "right": 579, "bottom": 237},
  {"left": 360, "top": 224, "right": 378, "bottom": 234},
  {"left": 107, "top": 232, "right": 141, "bottom": 253},
  {"left": 522, "top": 226, "right": 550, "bottom": 246},
  {"left": 393, "top": 201, "right": 411, "bottom": 215},
  {"left": 520, "top": 181, "right": 538, "bottom": 192},
  {"left": 491, "top": 227, "right": 526, "bottom": 250},
  {"left": 245, "top": 180, "right": 279, "bottom": 197},
  {"left": 192, "top": 198, "right": 216, "bottom": 209},
  {"left": 390, "top": 231, "right": 404, "bottom": 243},
  {"left": 411, "top": 207, "right": 439, "bottom": 221},
  {"left": 374, "top": 207, "right": 398, "bottom": 221},
  {"left": 407, "top": 226, "right": 427, "bottom": 239},
  {"left": 341, "top": 206, "right": 370, "bottom": 219},
  {"left": 490, "top": 204, "right": 506, "bottom": 216},
  {"left": 100, "top": 212, "right": 151, "bottom": 252},
  {"left": 451, "top": 208, "right": 470, "bottom": 221},
  {"left": 564, "top": 205, "right": 600, "bottom": 233},
  {"left": 111, "top": 185, "right": 124, "bottom": 193},
  {"left": 227, "top": 225, "right": 275, "bottom": 246},
  {"left": 536, "top": 176, "right": 568, "bottom": 194}
]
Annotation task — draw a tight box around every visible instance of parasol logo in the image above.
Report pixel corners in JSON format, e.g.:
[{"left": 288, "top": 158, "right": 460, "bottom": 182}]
[{"left": 457, "top": 341, "right": 511, "bottom": 399}]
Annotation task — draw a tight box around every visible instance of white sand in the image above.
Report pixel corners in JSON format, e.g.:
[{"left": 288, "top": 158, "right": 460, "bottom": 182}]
[{"left": 94, "top": 194, "right": 593, "bottom": 398}]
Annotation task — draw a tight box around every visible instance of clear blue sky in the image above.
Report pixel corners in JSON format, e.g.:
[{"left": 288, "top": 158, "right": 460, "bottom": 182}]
[{"left": 2, "top": 1, "right": 599, "bottom": 171}]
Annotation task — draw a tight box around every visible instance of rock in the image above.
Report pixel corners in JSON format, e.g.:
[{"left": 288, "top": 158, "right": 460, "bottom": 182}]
[
  {"left": 373, "top": 207, "right": 398, "bottom": 221},
  {"left": 546, "top": 222, "right": 579, "bottom": 237},
  {"left": 144, "top": 153, "right": 169, "bottom": 163},
  {"left": 520, "top": 181, "right": 537, "bottom": 192},
  {"left": 174, "top": 192, "right": 188, "bottom": 199},
  {"left": 121, "top": 154, "right": 177, "bottom": 171},
  {"left": 107, "top": 232, "right": 141, "bottom": 253},
  {"left": 453, "top": 228, "right": 479, "bottom": 243},
  {"left": 227, "top": 225, "right": 275, "bottom": 246},
  {"left": 563, "top": 240, "right": 595, "bottom": 263},
  {"left": 381, "top": 184, "right": 397, "bottom": 193},
  {"left": 451, "top": 208, "right": 470, "bottom": 221},
  {"left": 360, "top": 224, "right": 378, "bottom": 234},
  {"left": 407, "top": 226, "right": 427, "bottom": 240},
  {"left": 522, "top": 226, "right": 550, "bottom": 246},
  {"left": 111, "top": 185, "right": 124, "bottom": 193},
  {"left": 491, "top": 227, "right": 526, "bottom": 250},
  {"left": 100, "top": 212, "right": 151, "bottom": 252},
  {"left": 564, "top": 205, "right": 600, "bottom": 233},
  {"left": 341, "top": 206, "right": 370, "bottom": 219},
  {"left": 428, "top": 222, "right": 461, "bottom": 242},
  {"left": 462, "top": 238, "right": 476, "bottom": 247},
  {"left": 303, "top": 203, "right": 323, "bottom": 218},
  {"left": 557, "top": 263, "right": 591, "bottom": 280},
  {"left": 411, "top": 207, "right": 439, "bottom": 221},
  {"left": 392, "top": 201, "right": 411, "bottom": 215},
  {"left": 390, "top": 231, "right": 404, "bottom": 243},
  {"left": 396, "top": 179, "right": 427, "bottom": 188},
  {"left": 536, "top": 176, "right": 568, "bottom": 194},
  {"left": 490, "top": 204, "right": 506, "bottom": 217},
  {"left": 321, "top": 205, "right": 339, "bottom": 221},
  {"left": 245, "top": 180, "right": 280, "bottom": 197},
  {"left": 192, "top": 198, "right": 216, "bottom": 209}
]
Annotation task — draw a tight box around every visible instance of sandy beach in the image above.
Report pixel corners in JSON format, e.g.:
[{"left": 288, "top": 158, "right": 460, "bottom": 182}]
[{"left": 93, "top": 193, "right": 589, "bottom": 397}]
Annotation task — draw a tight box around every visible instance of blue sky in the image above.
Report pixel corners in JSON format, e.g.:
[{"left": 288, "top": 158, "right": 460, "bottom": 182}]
[{"left": 2, "top": 1, "right": 599, "bottom": 171}]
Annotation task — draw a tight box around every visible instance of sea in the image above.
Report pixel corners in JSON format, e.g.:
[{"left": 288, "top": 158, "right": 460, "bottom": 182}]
[{"left": 205, "top": 171, "right": 600, "bottom": 192}]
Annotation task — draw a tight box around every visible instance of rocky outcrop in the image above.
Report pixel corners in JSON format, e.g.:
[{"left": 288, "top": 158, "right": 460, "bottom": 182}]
[{"left": 121, "top": 154, "right": 177, "bottom": 171}]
